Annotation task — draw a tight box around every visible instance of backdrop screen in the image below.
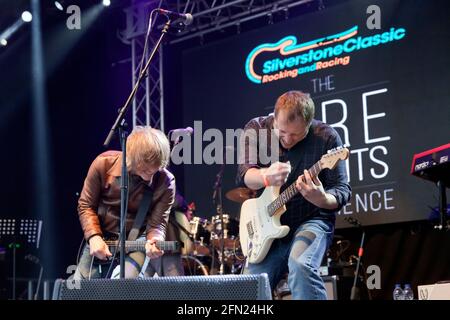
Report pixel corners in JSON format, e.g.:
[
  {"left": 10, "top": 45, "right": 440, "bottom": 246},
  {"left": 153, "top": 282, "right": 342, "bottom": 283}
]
[{"left": 179, "top": 0, "right": 450, "bottom": 228}]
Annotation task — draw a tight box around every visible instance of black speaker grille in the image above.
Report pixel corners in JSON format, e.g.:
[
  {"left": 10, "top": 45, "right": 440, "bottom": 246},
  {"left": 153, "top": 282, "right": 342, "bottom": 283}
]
[{"left": 53, "top": 274, "right": 271, "bottom": 300}]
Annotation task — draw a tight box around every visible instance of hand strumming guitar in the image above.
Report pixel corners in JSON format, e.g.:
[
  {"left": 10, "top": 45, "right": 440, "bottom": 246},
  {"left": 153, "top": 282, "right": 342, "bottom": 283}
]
[
  {"left": 261, "top": 161, "right": 291, "bottom": 186},
  {"left": 145, "top": 237, "right": 164, "bottom": 259}
]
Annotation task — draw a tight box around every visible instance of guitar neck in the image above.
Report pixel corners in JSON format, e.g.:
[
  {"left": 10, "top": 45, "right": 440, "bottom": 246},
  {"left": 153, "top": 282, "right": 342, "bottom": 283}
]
[
  {"left": 268, "top": 160, "right": 322, "bottom": 216},
  {"left": 105, "top": 240, "right": 180, "bottom": 253}
]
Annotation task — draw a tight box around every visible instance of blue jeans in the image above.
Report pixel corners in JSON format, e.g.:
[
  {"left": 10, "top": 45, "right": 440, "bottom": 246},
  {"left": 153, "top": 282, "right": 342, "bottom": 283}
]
[
  {"left": 244, "top": 218, "right": 334, "bottom": 300},
  {"left": 141, "top": 254, "right": 184, "bottom": 277}
]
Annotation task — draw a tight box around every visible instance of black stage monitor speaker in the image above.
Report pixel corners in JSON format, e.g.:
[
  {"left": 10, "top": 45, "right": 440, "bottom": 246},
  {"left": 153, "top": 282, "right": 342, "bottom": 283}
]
[{"left": 53, "top": 274, "right": 272, "bottom": 300}]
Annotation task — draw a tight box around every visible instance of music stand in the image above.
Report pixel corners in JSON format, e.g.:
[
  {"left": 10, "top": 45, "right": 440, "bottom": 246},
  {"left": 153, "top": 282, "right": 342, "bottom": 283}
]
[{"left": 0, "top": 218, "right": 42, "bottom": 299}]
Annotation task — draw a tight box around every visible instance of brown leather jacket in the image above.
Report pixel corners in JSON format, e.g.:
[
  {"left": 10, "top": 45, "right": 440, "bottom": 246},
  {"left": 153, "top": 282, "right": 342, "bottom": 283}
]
[{"left": 77, "top": 151, "right": 175, "bottom": 242}]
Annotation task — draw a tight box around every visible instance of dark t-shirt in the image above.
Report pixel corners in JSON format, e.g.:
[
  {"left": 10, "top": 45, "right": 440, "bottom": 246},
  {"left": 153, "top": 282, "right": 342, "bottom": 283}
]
[{"left": 236, "top": 114, "right": 351, "bottom": 239}]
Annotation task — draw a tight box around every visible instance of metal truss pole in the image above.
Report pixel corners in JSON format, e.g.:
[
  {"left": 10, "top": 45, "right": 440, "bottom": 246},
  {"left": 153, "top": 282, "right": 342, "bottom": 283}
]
[{"left": 120, "top": 0, "right": 318, "bottom": 130}]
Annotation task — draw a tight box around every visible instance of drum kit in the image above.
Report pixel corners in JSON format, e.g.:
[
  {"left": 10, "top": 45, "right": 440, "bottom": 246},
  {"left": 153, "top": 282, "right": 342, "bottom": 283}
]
[{"left": 182, "top": 187, "right": 256, "bottom": 276}]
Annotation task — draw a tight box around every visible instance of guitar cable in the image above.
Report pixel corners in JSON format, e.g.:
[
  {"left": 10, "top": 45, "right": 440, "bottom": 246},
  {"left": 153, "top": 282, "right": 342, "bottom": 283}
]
[
  {"left": 105, "top": 234, "right": 121, "bottom": 279},
  {"left": 77, "top": 236, "right": 117, "bottom": 279},
  {"left": 88, "top": 255, "right": 94, "bottom": 280},
  {"left": 76, "top": 237, "right": 85, "bottom": 266}
]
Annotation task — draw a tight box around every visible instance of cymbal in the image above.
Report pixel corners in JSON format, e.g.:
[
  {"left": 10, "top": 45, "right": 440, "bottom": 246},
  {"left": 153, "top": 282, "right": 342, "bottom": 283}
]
[
  {"left": 225, "top": 188, "right": 257, "bottom": 203},
  {"left": 212, "top": 237, "right": 240, "bottom": 250}
]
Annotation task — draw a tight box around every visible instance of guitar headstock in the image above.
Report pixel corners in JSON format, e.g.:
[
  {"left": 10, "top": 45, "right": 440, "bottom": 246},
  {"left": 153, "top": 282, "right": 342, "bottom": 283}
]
[{"left": 320, "top": 145, "right": 349, "bottom": 170}]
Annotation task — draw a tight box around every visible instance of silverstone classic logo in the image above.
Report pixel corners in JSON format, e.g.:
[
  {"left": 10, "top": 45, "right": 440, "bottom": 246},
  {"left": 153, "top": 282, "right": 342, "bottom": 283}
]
[{"left": 245, "top": 25, "right": 406, "bottom": 84}]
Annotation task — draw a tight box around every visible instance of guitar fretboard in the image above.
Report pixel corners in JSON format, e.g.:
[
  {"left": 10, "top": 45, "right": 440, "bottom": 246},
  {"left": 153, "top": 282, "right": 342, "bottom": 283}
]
[
  {"left": 267, "top": 161, "right": 322, "bottom": 216},
  {"left": 105, "top": 240, "right": 180, "bottom": 252}
]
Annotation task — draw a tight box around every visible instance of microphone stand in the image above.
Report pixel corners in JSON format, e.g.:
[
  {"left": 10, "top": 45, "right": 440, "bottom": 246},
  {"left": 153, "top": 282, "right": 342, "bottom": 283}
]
[
  {"left": 350, "top": 231, "right": 364, "bottom": 300},
  {"left": 435, "top": 180, "right": 448, "bottom": 230},
  {"left": 8, "top": 238, "right": 20, "bottom": 300},
  {"left": 34, "top": 263, "right": 43, "bottom": 300},
  {"left": 103, "top": 18, "right": 173, "bottom": 279},
  {"left": 345, "top": 217, "right": 369, "bottom": 300},
  {"left": 212, "top": 163, "right": 226, "bottom": 275}
]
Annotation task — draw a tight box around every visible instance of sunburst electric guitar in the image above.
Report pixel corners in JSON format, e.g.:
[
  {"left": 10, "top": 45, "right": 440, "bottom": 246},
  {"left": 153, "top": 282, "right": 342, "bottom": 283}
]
[{"left": 239, "top": 146, "right": 349, "bottom": 264}]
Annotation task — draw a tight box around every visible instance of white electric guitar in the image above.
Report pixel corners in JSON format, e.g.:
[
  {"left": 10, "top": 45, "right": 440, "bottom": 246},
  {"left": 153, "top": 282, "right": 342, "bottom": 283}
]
[{"left": 239, "top": 146, "right": 349, "bottom": 264}]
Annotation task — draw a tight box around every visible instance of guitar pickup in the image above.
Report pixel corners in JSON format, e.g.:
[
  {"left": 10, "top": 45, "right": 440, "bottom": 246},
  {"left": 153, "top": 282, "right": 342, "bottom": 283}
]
[{"left": 246, "top": 221, "right": 254, "bottom": 240}]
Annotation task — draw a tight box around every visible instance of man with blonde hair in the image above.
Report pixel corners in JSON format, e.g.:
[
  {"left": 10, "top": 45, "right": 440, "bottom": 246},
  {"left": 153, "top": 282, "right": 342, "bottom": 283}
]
[
  {"left": 237, "top": 91, "right": 351, "bottom": 299},
  {"left": 74, "top": 126, "right": 175, "bottom": 279}
]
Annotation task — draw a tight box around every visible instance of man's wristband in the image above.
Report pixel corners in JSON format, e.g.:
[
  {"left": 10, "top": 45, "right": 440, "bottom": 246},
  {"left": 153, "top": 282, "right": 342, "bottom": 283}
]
[{"left": 262, "top": 174, "right": 270, "bottom": 187}]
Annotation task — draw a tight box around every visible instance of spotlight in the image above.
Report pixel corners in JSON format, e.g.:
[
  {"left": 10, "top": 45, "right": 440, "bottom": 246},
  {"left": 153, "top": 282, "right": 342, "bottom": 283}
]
[
  {"left": 102, "top": 0, "right": 111, "bottom": 7},
  {"left": 0, "top": 39, "right": 7, "bottom": 46},
  {"left": 21, "top": 11, "right": 33, "bottom": 23},
  {"left": 54, "top": 1, "right": 64, "bottom": 11}
]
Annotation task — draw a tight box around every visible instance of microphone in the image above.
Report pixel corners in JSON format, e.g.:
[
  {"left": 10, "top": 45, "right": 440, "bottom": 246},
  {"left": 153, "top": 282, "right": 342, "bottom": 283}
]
[
  {"left": 169, "top": 126, "right": 193, "bottom": 145},
  {"left": 157, "top": 9, "right": 194, "bottom": 25}
]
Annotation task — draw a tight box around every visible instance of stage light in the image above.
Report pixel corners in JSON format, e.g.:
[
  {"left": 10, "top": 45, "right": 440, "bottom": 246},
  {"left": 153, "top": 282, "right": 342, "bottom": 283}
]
[
  {"left": 21, "top": 11, "right": 33, "bottom": 23},
  {"left": 102, "top": 0, "right": 111, "bottom": 7},
  {"left": 54, "top": 1, "right": 64, "bottom": 11},
  {"left": 0, "top": 39, "right": 7, "bottom": 46}
]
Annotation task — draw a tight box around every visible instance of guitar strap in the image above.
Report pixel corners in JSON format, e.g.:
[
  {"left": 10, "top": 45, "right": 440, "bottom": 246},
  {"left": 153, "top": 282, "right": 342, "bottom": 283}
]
[
  {"left": 169, "top": 211, "right": 194, "bottom": 239},
  {"left": 127, "top": 173, "right": 158, "bottom": 241}
]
